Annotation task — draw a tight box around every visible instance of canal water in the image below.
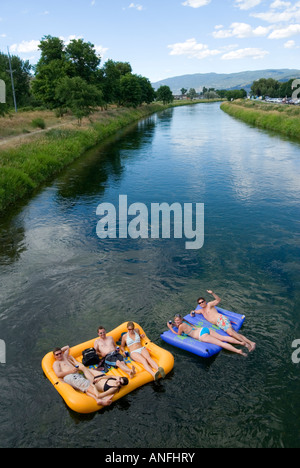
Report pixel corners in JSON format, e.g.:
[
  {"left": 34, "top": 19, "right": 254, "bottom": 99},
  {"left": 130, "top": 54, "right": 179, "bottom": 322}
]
[{"left": 0, "top": 103, "right": 299, "bottom": 448}]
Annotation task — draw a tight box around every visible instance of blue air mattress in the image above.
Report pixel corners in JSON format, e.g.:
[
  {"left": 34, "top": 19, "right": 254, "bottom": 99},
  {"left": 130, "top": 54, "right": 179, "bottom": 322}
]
[{"left": 160, "top": 306, "right": 245, "bottom": 358}]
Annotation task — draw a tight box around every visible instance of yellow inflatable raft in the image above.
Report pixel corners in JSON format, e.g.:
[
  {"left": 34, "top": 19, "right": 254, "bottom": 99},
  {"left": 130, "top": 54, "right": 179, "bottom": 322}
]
[{"left": 42, "top": 322, "right": 174, "bottom": 414}]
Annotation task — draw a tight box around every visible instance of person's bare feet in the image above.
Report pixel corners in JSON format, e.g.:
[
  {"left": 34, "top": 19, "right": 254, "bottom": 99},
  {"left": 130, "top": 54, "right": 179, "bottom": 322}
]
[
  {"left": 129, "top": 365, "right": 136, "bottom": 378},
  {"left": 97, "top": 396, "right": 113, "bottom": 406}
]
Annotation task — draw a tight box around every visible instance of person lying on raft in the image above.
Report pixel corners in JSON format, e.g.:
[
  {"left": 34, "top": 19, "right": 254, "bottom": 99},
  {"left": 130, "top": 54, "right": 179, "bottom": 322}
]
[
  {"left": 191, "top": 290, "right": 256, "bottom": 352},
  {"left": 68, "top": 356, "right": 129, "bottom": 398},
  {"left": 94, "top": 326, "right": 136, "bottom": 379},
  {"left": 120, "top": 321, "right": 166, "bottom": 381},
  {"left": 52, "top": 346, "right": 113, "bottom": 407},
  {"left": 167, "top": 315, "right": 248, "bottom": 356}
]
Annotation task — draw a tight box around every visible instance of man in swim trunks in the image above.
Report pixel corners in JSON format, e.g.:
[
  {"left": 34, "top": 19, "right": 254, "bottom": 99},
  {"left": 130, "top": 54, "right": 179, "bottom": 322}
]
[
  {"left": 52, "top": 346, "right": 113, "bottom": 406},
  {"left": 94, "top": 326, "right": 136, "bottom": 379},
  {"left": 192, "top": 290, "right": 256, "bottom": 352},
  {"left": 167, "top": 315, "right": 248, "bottom": 356}
]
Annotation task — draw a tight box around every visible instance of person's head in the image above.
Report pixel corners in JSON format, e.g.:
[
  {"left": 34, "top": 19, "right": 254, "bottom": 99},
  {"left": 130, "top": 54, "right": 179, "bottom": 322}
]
[
  {"left": 197, "top": 297, "right": 206, "bottom": 307},
  {"left": 97, "top": 326, "right": 106, "bottom": 337},
  {"left": 174, "top": 314, "right": 183, "bottom": 327},
  {"left": 127, "top": 321, "right": 134, "bottom": 331},
  {"left": 115, "top": 376, "right": 129, "bottom": 388},
  {"left": 53, "top": 347, "right": 63, "bottom": 360},
  {"left": 120, "top": 377, "right": 129, "bottom": 387}
]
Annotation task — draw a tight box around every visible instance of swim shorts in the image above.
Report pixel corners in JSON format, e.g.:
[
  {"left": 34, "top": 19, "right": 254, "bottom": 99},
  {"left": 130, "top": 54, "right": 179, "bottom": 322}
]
[
  {"left": 64, "top": 373, "right": 90, "bottom": 392},
  {"left": 104, "top": 350, "right": 125, "bottom": 367},
  {"left": 216, "top": 314, "right": 231, "bottom": 332}
]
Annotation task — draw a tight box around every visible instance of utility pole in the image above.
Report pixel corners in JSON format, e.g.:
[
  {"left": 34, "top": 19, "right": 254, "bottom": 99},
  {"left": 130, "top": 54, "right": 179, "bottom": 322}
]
[{"left": 7, "top": 46, "right": 17, "bottom": 112}]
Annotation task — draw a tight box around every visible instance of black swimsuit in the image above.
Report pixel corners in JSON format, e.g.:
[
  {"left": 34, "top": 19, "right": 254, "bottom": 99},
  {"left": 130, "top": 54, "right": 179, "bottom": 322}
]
[{"left": 93, "top": 375, "right": 119, "bottom": 392}]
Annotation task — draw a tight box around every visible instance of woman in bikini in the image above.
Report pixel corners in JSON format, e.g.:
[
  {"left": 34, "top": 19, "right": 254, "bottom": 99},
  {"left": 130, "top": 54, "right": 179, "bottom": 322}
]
[
  {"left": 121, "top": 322, "right": 166, "bottom": 380},
  {"left": 91, "top": 374, "right": 129, "bottom": 397},
  {"left": 167, "top": 314, "right": 248, "bottom": 356}
]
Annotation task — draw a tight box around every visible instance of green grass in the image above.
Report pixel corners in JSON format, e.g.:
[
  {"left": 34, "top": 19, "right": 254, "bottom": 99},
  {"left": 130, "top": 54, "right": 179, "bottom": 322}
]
[
  {"left": 0, "top": 101, "right": 212, "bottom": 215},
  {"left": 221, "top": 100, "right": 300, "bottom": 141}
]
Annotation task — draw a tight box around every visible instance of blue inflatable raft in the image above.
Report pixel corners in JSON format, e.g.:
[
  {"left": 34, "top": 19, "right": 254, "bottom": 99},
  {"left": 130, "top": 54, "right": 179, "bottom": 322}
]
[{"left": 160, "top": 306, "right": 245, "bottom": 358}]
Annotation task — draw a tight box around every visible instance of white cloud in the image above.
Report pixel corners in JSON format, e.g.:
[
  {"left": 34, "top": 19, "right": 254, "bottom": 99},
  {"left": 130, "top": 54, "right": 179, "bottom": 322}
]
[
  {"left": 222, "top": 47, "right": 269, "bottom": 60},
  {"left": 268, "top": 23, "right": 300, "bottom": 38},
  {"left": 234, "top": 0, "right": 263, "bottom": 10},
  {"left": 182, "top": 0, "right": 211, "bottom": 7},
  {"left": 270, "top": 1, "right": 292, "bottom": 9},
  {"left": 168, "top": 38, "right": 221, "bottom": 59},
  {"left": 94, "top": 45, "right": 109, "bottom": 57},
  {"left": 213, "top": 22, "right": 271, "bottom": 38},
  {"left": 129, "top": 3, "right": 144, "bottom": 10},
  {"left": 252, "top": 1, "right": 300, "bottom": 22},
  {"left": 284, "top": 39, "right": 296, "bottom": 48},
  {"left": 10, "top": 40, "right": 40, "bottom": 54}
]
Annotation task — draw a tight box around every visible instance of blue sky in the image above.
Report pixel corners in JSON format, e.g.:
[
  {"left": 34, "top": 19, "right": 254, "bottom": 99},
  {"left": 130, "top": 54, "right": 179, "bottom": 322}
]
[{"left": 0, "top": 0, "right": 300, "bottom": 82}]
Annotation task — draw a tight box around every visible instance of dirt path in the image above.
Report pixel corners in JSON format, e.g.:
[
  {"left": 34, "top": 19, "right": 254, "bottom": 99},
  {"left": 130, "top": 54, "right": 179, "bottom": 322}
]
[{"left": 0, "top": 121, "right": 76, "bottom": 149}]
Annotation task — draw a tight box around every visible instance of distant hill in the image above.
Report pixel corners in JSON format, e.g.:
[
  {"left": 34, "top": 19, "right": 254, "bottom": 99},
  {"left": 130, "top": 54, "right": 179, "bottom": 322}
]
[{"left": 152, "top": 69, "right": 300, "bottom": 94}]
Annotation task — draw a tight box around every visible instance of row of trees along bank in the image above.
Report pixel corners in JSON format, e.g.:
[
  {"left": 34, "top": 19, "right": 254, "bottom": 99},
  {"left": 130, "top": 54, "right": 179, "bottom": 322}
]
[{"left": 0, "top": 35, "right": 174, "bottom": 121}]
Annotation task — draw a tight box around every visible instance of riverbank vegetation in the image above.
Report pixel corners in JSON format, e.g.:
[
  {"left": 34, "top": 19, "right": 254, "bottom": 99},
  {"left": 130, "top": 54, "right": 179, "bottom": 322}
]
[
  {"left": 221, "top": 100, "right": 300, "bottom": 141},
  {"left": 0, "top": 35, "right": 224, "bottom": 215},
  {"left": 0, "top": 103, "right": 171, "bottom": 214}
]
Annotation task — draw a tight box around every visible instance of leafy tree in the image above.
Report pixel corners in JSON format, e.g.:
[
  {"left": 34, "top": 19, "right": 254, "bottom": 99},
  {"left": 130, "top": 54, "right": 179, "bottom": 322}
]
[
  {"left": 138, "top": 76, "right": 155, "bottom": 104},
  {"left": 187, "top": 88, "right": 196, "bottom": 99},
  {"left": 37, "top": 35, "right": 66, "bottom": 66},
  {"left": 180, "top": 88, "right": 187, "bottom": 95},
  {"left": 226, "top": 89, "right": 247, "bottom": 101},
  {"left": 156, "top": 85, "right": 173, "bottom": 104},
  {"left": 279, "top": 79, "right": 294, "bottom": 98},
  {"left": 65, "top": 39, "right": 101, "bottom": 84},
  {"left": 101, "top": 60, "right": 132, "bottom": 104},
  {"left": 251, "top": 78, "right": 280, "bottom": 98},
  {"left": 119, "top": 74, "right": 142, "bottom": 107},
  {"left": 0, "top": 52, "right": 32, "bottom": 108},
  {"left": 55, "top": 76, "right": 103, "bottom": 124},
  {"left": 32, "top": 59, "right": 70, "bottom": 108},
  {"left": 216, "top": 89, "right": 227, "bottom": 98}
]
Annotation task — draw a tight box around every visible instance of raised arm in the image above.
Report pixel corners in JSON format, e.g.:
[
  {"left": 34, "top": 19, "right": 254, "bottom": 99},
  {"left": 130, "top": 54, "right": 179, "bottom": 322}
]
[{"left": 207, "top": 290, "right": 221, "bottom": 306}]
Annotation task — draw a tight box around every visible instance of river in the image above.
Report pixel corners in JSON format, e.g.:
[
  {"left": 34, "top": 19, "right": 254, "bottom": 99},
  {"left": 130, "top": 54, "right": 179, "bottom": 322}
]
[{"left": 0, "top": 102, "right": 299, "bottom": 448}]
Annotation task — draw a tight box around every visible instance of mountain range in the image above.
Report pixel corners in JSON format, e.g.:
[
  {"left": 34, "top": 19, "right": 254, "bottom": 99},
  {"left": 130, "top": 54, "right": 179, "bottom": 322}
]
[{"left": 152, "top": 69, "right": 300, "bottom": 94}]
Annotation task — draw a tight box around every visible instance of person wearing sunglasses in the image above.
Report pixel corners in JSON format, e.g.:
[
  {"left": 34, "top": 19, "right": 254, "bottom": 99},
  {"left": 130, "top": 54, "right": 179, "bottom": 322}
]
[
  {"left": 94, "top": 326, "right": 136, "bottom": 379},
  {"left": 52, "top": 346, "right": 113, "bottom": 407},
  {"left": 167, "top": 315, "right": 248, "bottom": 356},
  {"left": 191, "top": 290, "right": 256, "bottom": 352}
]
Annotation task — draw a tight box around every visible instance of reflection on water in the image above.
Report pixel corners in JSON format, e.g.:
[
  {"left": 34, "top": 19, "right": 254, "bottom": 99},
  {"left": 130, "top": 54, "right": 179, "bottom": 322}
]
[{"left": 0, "top": 103, "right": 299, "bottom": 448}]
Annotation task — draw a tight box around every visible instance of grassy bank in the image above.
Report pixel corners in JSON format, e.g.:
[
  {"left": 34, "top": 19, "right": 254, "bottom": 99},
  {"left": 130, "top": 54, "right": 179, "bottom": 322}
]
[
  {"left": 221, "top": 100, "right": 300, "bottom": 141},
  {"left": 0, "top": 100, "right": 216, "bottom": 215}
]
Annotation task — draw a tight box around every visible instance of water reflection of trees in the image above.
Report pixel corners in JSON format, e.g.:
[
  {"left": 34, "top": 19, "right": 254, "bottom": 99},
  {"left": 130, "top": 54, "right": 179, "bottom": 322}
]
[{"left": 55, "top": 116, "right": 158, "bottom": 200}]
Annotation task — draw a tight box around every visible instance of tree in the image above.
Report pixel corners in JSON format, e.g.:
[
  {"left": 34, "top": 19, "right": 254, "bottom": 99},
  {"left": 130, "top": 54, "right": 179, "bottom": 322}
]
[
  {"left": 65, "top": 38, "right": 101, "bottom": 84},
  {"left": 156, "top": 85, "right": 173, "bottom": 104},
  {"left": 32, "top": 59, "right": 70, "bottom": 108},
  {"left": 187, "top": 88, "right": 196, "bottom": 99},
  {"left": 101, "top": 60, "right": 132, "bottom": 104},
  {"left": 0, "top": 52, "right": 32, "bottom": 108},
  {"left": 138, "top": 76, "right": 155, "bottom": 104},
  {"left": 251, "top": 78, "right": 280, "bottom": 98},
  {"left": 279, "top": 79, "right": 294, "bottom": 98},
  {"left": 119, "top": 74, "right": 142, "bottom": 107},
  {"left": 180, "top": 88, "right": 187, "bottom": 96},
  {"left": 36, "top": 35, "right": 66, "bottom": 66},
  {"left": 55, "top": 76, "right": 103, "bottom": 124},
  {"left": 226, "top": 89, "right": 247, "bottom": 101},
  {"left": 32, "top": 36, "right": 71, "bottom": 108}
]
